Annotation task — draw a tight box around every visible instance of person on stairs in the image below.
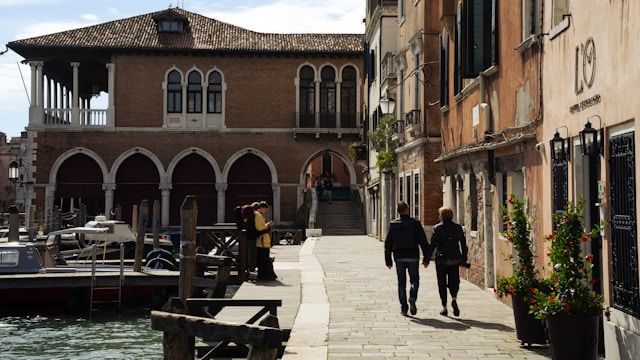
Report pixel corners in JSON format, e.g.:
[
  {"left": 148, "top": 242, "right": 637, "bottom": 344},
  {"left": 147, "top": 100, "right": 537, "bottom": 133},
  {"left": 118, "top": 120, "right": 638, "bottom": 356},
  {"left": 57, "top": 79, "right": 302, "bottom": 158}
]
[
  {"left": 428, "top": 206, "right": 469, "bottom": 317},
  {"left": 384, "top": 201, "right": 430, "bottom": 316}
]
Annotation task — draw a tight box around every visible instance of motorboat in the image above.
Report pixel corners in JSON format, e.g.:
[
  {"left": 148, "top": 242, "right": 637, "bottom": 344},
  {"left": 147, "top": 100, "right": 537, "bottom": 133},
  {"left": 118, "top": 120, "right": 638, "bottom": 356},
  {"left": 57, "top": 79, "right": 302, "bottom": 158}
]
[{"left": 0, "top": 242, "right": 42, "bottom": 274}]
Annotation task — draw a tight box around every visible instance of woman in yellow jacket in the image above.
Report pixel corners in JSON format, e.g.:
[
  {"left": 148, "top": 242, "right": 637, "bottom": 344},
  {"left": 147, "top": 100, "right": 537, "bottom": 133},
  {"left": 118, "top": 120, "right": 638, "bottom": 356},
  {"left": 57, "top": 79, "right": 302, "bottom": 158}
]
[{"left": 255, "top": 201, "right": 278, "bottom": 281}]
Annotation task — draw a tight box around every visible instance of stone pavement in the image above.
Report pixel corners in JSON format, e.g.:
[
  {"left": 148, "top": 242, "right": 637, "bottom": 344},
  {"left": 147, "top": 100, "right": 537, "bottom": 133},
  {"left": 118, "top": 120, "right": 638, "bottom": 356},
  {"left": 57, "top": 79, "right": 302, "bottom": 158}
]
[{"left": 223, "top": 235, "right": 552, "bottom": 359}]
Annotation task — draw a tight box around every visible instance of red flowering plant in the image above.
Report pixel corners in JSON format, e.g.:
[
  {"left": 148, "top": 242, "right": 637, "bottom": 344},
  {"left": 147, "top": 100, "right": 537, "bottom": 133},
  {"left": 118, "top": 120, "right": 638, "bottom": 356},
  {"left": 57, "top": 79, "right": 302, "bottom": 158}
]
[
  {"left": 495, "top": 195, "right": 546, "bottom": 302},
  {"left": 530, "top": 201, "right": 603, "bottom": 320}
]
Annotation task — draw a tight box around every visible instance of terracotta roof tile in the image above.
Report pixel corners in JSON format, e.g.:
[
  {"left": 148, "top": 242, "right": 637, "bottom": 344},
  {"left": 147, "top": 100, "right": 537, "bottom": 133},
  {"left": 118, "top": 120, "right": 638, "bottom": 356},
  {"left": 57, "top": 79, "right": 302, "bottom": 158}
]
[{"left": 9, "top": 8, "right": 363, "bottom": 55}]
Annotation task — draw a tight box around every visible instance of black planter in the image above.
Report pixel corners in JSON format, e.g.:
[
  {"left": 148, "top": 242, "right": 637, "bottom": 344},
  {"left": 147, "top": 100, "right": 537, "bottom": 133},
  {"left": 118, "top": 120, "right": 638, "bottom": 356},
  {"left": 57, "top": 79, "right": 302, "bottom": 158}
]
[
  {"left": 512, "top": 296, "right": 546, "bottom": 346},
  {"left": 545, "top": 313, "right": 600, "bottom": 360}
]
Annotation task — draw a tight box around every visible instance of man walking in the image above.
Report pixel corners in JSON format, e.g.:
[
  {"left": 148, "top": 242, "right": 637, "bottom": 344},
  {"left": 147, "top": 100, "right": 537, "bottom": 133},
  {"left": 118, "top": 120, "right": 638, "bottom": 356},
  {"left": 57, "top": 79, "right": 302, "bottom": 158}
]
[{"left": 385, "top": 201, "right": 430, "bottom": 316}]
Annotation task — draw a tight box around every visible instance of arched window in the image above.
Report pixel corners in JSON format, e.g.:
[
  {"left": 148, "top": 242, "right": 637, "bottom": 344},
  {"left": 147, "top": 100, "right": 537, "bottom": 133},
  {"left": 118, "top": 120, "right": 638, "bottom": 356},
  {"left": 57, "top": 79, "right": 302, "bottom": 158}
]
[
  {"left": 320, "top": 66, "right": 336, "bottom": 127},
  {"left": 298, "top": 66, "right": 315, "bottom": 128},
  {"left": 187, "top": 70, "right": 202, "bottom": 113},
  {"left": 207, "top": 71, "right": 222, "bottom": 114},
  {"left": 340, "top": 66, "right": 357, "bottom": 128},
  {"left": 167, "top": 70, "right": 182, "bottom": 113}
]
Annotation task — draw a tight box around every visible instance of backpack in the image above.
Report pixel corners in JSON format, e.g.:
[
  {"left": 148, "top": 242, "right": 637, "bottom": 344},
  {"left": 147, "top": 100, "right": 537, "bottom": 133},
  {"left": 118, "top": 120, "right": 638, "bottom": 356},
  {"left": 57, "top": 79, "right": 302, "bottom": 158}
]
[{"left": 234, "top": 206, "right": 244, "bottom": 230}]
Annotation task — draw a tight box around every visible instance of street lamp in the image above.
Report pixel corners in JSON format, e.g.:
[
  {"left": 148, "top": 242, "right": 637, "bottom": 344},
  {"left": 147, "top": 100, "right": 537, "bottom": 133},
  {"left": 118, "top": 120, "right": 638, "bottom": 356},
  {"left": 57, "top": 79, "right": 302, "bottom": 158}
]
[
  {"left": 8, "top": 160, "right": 19, "bottom": 183},
  {"left": 379, "top": 96, "right": 396, "bottom": 115},
  {"left": 550, "top": 131, "right": 569, "bottom": 161},
  {"left": 579, "top": 116, "right": 604, "bottom": 156}
]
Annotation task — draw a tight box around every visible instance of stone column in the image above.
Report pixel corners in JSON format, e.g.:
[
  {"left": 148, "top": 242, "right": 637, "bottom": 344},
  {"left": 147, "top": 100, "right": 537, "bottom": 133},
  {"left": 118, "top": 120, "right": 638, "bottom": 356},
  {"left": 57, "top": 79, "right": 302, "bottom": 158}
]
[
  {"left": 160, "top": 185, "right": 171, "bottom": 227},
  {"left": 28, "top": 61, "right": 42, "bottom": 124},
  {"left": 335, "top": 79, "right": 342, "bottom": 129},
  {"left": 103, "top": 184, "right": 116, "bottom": 219},
  {"left": 272, "top": 184, "right": 281, "bottom": 224},
  {"left": 106, "top": 63, "right": 115, "bottom": 126},
  {"left": 481, "top": 172, "right": 494, "bottom": 287},
  {"left": 314, "top": 79, "right": 320, "bottom": 128},
  {"left": 71, "top": 62, "right": 80, "bottom": 125},
  {"left": 215, "top": 183, "right": 227, "bottom": 224}
]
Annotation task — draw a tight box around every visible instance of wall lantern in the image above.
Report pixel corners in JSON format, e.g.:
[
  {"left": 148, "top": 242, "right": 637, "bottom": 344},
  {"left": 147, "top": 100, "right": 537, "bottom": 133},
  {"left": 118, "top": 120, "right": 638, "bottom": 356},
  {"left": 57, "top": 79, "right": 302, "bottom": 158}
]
[
  {"left": 580, "top": 115, "right": 604, "bottom": 156},
  {"left": 550, "top": 131, "right": 569, "bottom": 161},
  {"left": 8, "top": 160, "right": 19, "bottom": 183},
  {"left": 379, "top": 96, "right": 396, "bottom": 115}
]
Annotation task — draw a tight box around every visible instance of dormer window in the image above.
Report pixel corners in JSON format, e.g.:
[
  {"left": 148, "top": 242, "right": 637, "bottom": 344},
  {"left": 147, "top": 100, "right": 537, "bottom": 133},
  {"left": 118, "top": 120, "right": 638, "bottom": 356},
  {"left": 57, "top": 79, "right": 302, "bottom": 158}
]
[
  {"left": 152, "top": 8, "right": 188, "bottom": 34},
  {"left": 158, "top": 20, "right": 184, "bottom": 33}
]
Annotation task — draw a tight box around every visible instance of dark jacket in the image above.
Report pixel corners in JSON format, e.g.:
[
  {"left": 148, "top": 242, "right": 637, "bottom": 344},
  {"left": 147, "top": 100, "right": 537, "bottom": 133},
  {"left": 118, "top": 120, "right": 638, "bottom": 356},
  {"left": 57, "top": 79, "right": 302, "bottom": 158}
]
[
  {"left": 428, "top": 220, "right": 468, "bottom": 264},
  {"left": 384, "top": 215, "right": 430, "bottom": 267}
]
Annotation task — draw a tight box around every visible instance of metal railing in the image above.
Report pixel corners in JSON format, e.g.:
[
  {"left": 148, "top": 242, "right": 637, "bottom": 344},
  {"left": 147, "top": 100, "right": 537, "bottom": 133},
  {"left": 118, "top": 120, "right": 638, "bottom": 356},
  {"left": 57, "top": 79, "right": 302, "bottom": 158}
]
[
  {"left": 294, "top": 112, "right": 360, "bottom": 129},
  {"left": 405, "top": 109, "right": 420, "bottom": 127}
]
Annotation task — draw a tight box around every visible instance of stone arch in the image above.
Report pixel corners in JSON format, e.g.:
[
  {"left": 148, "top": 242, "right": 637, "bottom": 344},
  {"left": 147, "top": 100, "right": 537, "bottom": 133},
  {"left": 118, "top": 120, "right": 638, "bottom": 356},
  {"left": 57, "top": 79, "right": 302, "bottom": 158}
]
[
  {"left": 109, "top": 147, "right": 166, "bottom": 183},
  {"left": 49, "top": 147, "right": 109, "bottom": 185},
  {"left": 299, "top": 148, "right": 356, "bottom": 186},
  {"left": 222, "top": 148, "right": 278, "bottom": 184},
  {"left": 167, "top": 147, "right": 222, "bottom": 182}
]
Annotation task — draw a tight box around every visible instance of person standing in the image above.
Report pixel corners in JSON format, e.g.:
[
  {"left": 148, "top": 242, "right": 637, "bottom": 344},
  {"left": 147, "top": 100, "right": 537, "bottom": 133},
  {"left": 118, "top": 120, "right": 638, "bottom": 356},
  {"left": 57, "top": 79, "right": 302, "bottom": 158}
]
[
  {"left": 384, "top": 201, "right": 430, "bottom": 316},
  {"left": 254, "top": 201, "right": 278, "bottom": 281},
  {"left": 314, "top": 177, "right": 324, "bottom": 202},
  {"left": 428, "top": 206, "right": 468, "bottom": 317}
]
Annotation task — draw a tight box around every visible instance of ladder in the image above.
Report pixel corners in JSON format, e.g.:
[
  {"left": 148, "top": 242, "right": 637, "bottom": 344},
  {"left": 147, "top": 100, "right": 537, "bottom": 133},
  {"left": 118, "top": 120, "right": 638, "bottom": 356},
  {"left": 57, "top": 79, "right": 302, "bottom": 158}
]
[{"left": 89, "top": 243, "right": 125, "bottom": 318}]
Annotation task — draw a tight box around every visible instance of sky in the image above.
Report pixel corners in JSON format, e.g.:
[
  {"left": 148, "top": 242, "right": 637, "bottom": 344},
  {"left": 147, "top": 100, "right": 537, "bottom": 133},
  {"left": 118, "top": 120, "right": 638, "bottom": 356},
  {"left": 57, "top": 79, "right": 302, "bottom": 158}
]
[{"left": 0, "top": 0, "right": 365, "bottom": 140}]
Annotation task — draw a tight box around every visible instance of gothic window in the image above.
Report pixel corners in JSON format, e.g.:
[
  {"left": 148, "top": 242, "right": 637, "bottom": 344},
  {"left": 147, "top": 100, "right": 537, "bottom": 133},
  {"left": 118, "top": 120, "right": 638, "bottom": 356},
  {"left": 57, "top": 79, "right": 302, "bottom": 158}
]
[
  {"left": 167, "top": 70, "right": 182, "bottom": 113},
  {"left": 187, "top": 70, "right": 202, "bottom": 113},
  {"left": 207, "top": 71, "right": 222, "bottom": 114}
]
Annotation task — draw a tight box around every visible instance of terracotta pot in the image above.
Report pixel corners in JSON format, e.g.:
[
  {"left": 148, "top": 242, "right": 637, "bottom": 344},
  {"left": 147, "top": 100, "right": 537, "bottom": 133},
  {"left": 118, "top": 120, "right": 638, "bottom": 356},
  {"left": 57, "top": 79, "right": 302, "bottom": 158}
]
[{"left": 545, "top": 313, "right": 600, "bottom": 360}]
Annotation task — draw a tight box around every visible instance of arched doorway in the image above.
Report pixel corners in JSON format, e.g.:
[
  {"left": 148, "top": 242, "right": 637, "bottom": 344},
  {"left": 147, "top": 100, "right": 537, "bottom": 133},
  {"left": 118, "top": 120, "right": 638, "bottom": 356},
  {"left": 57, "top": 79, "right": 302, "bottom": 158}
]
[
  {"left": 55, "top": 153, "right": 104, "bottom": 216},
  {"left": 170, "top": 153, "right": 216, "bottom": 226},
  {"left": 305, "top": 151, "right": 352, "bottom": 198},
  {"left": 225, "top": 154, "right": 273, "bottom": 222},
  {"left": 114, "top": 153, "right": 161, "bottom": 225}
]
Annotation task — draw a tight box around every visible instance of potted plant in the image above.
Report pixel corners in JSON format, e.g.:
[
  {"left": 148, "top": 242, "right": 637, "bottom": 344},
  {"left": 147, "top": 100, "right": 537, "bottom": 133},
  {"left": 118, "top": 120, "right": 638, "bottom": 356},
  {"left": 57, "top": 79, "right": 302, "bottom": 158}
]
[
  {"left": 375, "top": 150, "right": 396, "bottom": 173},
  {"left": 495, "top": 194, "right": 547, "bottom": 347},
  {"left": 348, "top": 142, "right": 367, "bottom": 162},
  {"left": 530, "top": 201, "right": 603, "bottom": 360}
]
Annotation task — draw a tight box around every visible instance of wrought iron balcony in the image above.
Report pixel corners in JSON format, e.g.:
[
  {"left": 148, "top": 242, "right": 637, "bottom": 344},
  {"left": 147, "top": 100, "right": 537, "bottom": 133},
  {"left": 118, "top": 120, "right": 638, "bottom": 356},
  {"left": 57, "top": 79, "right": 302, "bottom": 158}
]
[
  {"left": 391, "top": 120, "right": 405, "bottom": 144},
  {"left": 294, "top": 112, "right": 361, "bottom": 135},
  {"left": 404, "top": 109, "right": 422, "bottom": 137}
]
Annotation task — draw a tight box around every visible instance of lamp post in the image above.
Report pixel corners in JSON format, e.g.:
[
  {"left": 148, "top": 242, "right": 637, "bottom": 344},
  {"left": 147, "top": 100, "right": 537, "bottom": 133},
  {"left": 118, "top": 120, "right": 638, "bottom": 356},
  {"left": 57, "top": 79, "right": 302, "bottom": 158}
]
[
  {"left": 550, "top": 131, "right": 569, "bottom": 161},
  {"left": 8, "top": 160, "right": 19, "bottom": 183},
  {"left": 379, "top": 96, "right": 396, "bottom": 115}
]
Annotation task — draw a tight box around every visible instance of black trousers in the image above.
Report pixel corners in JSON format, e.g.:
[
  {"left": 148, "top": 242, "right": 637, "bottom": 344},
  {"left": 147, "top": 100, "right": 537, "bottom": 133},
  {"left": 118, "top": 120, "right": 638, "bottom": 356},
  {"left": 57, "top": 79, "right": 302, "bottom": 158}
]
[
  {"left": 435, "top": 262, "right": 460, "bottom": 306},
  {"left": 256, "top": 247, "right": 277, "bottom": 280}
]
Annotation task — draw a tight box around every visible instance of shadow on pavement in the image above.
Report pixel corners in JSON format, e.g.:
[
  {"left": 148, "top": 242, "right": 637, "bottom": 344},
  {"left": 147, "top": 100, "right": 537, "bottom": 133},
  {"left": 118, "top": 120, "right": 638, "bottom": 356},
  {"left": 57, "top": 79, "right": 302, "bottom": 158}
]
[
  {"left": 410, "top": 317, "right": 471, "bottom": 330},
  {"left": 252, "top": 279, "right": 292, "bottom": 287},
  {"left": 453, "top": 318, "right": 515, "bottom": 332}
]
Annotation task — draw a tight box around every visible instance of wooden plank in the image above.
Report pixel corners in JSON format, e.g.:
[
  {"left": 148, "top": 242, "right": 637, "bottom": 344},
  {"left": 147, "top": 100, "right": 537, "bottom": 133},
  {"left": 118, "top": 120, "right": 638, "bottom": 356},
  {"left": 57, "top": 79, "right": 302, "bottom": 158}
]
[
  {"left": 150, "top": 311, "right": 283, "bottom": 348},
  {"left": 196, "top": 254, "right": 234, "bottom": 266},
  {"left": 193, "top": 277, "right": 219, "bottom": 289},
  {"left": 186, "top": 299, "right": 282, "bottom": 307}
]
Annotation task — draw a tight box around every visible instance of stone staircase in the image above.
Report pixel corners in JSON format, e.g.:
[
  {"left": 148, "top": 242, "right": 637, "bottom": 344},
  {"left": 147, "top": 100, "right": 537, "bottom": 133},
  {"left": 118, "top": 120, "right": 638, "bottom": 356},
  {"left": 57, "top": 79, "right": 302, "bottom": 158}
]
[{"left": 315, "top": 200, "right": 366, "bottom": 235}]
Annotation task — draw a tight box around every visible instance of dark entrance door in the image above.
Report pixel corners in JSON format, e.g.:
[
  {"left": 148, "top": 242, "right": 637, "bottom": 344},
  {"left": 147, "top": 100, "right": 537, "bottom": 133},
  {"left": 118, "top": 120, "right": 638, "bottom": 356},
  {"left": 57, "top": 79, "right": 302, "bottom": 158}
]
[{"left": 609, "top": 131, "right": 639, "bottom": 317}]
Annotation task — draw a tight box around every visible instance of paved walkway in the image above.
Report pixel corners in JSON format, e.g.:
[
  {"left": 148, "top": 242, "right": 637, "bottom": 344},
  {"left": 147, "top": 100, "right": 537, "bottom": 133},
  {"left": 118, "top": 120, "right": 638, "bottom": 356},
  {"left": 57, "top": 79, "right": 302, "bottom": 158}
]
[{"left": 222, "top": 235, "right": 552, "bottom": 359}]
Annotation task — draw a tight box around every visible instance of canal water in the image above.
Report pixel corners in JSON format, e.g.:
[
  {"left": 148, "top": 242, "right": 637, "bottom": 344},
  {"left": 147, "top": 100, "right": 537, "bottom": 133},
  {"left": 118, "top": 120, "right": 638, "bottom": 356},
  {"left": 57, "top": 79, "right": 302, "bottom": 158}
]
[{"left": 0, "top": 308, "right": 162, "bottom": 360}]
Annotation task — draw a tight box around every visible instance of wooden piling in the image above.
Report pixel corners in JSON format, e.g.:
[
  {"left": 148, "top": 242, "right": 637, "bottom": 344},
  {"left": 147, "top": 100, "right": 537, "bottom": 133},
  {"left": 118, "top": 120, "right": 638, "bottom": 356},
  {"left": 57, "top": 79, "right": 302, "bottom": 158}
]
[
  {"left": 133, "top": 200, "right": 148, "bottom": 272},
  {"left": 152, "top": 199, "right": 161, "bottom": 250},
  {"left": 179, "top": 196, "right": 197, "bottom": 301},
  {"left": 132, "top": 204, "right": 138, "bottom": 236},
  {"left": 8, "top": 205, "right": 19, "bottom": 242}
]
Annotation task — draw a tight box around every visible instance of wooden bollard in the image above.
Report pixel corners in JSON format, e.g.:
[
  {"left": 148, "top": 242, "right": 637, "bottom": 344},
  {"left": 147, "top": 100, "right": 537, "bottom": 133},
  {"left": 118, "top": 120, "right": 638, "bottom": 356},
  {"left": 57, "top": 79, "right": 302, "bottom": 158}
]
[
  {"left": 152, "top": 199, "right": 160, "bottom": 250},
  {"left": 238, "top": 230, "right": 248, "bottom": 281},
  {"left": 133, "top": 200, "right": 148, "bottom": 272},
  {"left": 8, "top": 205, "right": 19, "bottom": 242},
  {"left": 179, "top": 196, "right": 197, "bottom": 301},
  {"left": 132, "top": 204, "right": 138, "bottom": 236},
  {"left": 159, "top": 298, "right": 194, "bottom": 359}
]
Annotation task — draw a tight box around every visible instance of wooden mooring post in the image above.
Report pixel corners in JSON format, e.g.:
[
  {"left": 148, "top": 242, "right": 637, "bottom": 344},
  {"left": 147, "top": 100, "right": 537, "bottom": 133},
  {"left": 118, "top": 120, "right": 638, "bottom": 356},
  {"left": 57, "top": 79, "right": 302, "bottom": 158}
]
[
  {"left": 133, "top": 200, "right": 148, "bottom": 272},
  {"left": 152, "top": 199, "right": 161, "bottom": 250}
]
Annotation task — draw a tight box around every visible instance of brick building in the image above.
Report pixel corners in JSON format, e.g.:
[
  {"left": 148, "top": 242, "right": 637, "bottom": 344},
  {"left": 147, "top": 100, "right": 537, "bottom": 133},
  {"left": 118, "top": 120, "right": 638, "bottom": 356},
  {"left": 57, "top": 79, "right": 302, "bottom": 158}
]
[
  {"left": 7, "top": 8, "right": 364, "bottom": 228},
  {"left": 437, "top": 0, "right": 544, "bottom": 288}
]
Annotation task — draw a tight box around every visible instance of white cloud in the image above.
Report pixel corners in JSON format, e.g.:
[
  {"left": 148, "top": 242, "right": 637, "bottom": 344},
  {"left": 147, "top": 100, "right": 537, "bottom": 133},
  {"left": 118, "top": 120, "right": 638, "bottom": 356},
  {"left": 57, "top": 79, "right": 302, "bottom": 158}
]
[
  {"left": 194, "top": 0, "right": 365, "bottom": 34},
  {"left": 0, "top": 51, "right": 30, "bottom": 137},
  {"left": 108, "top": 7, "right": 119, "bottom": 15},
  {"left": 80, "top": 14, "right": 99, "bottom": 22},
  {"left": 15, "top": 20, "right": 98, "bottom": 40}
]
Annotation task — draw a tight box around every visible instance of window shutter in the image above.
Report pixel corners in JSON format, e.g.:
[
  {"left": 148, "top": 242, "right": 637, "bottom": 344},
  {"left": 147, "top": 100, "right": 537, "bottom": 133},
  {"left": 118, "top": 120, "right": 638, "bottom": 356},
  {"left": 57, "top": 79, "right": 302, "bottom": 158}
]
[
  {"left": 471, "top": 0, "right": 491, "bottom": 75},
  {"left": 440, "top": 33, "right": 449, "bottom": 107},
  {"left": 491, "top": 0, "right": 498, "bottom": 66},
  {"left": 454, "top": 3, "right": 462, "bottom": 94}
]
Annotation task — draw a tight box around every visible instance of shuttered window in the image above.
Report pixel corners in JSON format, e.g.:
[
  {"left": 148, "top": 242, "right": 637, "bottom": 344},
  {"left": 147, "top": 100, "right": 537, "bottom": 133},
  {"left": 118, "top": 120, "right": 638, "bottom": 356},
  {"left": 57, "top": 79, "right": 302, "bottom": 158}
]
[
  {"left": 462, "top": 0, "right": 498, "bottom": 78},
  {"left": 440, "top": 31, "right": 449, "bottom": 107}
]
